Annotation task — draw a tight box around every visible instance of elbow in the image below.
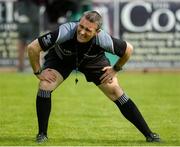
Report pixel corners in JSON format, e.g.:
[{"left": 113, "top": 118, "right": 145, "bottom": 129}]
[
  {"left": 27, "top": 44, "right": 32, "bottom": 52},
  {"left": 27, "top": 43, "right": 34, "bottom": 55},
  {"left": 26, "top": 39, "right": 41, "bottom": 55},
  {"left": 126, "top": 42, "right": 133, "bottom": 56}
]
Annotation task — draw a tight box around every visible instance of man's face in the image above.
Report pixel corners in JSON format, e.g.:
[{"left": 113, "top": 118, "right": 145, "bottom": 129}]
[{"left": 77, "top": 17, "right": 99, "bottom": 43}]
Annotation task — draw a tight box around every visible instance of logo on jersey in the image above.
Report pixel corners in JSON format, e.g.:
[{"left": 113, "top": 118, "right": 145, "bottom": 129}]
[{"left": 42, "top": 34, "right": 52, "bottom": 47}]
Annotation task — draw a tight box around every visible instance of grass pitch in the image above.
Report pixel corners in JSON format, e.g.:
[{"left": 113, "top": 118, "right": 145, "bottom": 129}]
[{"left": 0, "top": 72, "right": 180, "bottom": 146}]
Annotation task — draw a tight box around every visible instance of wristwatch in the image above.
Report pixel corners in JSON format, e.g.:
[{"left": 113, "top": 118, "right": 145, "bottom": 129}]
[
  {"left": 113, "top": 65, "right": 122, "bottom": 72},
  {"left": 34, "top": 69, "right": 42, "bottom": 75}
]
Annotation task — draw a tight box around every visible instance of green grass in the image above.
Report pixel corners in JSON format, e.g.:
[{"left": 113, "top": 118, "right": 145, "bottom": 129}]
[{"left": 0, "top": 72, "right": 180, "bottom": 146}]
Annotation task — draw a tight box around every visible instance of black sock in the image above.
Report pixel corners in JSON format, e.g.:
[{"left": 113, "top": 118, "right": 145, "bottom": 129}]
[
  {"left": 36, "top": 89, "right": 52, "bottom": 135},
  {"left": 114, "top": 93, "right": 152, "bottom": 137}
]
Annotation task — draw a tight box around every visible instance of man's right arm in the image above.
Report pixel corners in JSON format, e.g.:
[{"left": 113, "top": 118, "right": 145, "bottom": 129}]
[{"left": 27, "top": 39, "right": 43, "bottom": 74}]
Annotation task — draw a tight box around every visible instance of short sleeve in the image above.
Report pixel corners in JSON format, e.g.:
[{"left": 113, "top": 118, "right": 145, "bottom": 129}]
[
  {"left": 111, "top": 37, "right": 127, "bottom": 57},
  {"left": 38, "top": 29, "right": 59, "bottom": 51},
  {"left": 96, "top": 30, "right": 127, "bottom": 57}
]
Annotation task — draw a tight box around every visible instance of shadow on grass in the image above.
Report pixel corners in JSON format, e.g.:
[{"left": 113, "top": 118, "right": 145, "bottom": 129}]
[
  {"left": 54, "top": 138, "right": 145, "bottom": 145},
  {"left": 0, "top": 136, "right": 179, "bottom": 146},
  {"left": 55, "top": 138, "right": 179, "bottom": 146},
  {"left": 0, "top": 136, "right": 36, "bottom": 145}
]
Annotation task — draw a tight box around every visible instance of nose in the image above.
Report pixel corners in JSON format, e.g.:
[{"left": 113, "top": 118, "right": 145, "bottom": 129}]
[{"left": 80, "top": 29, "right": 85, "bottom": 35}]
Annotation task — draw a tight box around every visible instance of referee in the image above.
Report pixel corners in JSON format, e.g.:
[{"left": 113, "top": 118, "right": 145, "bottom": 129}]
[{"left": 27, "top": 11, "right": 160, "bottom": 143}]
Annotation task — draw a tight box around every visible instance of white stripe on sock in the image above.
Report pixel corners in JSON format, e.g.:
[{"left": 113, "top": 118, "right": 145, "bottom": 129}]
[
  {"left": 117, "top": 93, "right": 129, "bottom": 105},
  {"left": 37, "top": 89, "right": 51, "bottom": 98}
]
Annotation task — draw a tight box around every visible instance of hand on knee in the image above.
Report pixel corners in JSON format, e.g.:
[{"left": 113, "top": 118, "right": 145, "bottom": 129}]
[
  {"left": 39, "top": 68, "right": 57, "bottom": 83},
  {"left": 39, "top": 80, "right": 57, "bottom": 91},
  {"left": 39, "top": 68, "right": 63, "bottom": 91}
]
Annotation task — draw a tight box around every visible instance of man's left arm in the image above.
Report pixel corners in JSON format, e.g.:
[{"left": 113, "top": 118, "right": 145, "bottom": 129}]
[
  {"left": 113, "top": 41, "right": 133, "bottom": 72},
  {"left": 100, "top": 41, "right": 133, "bottom": 84}
]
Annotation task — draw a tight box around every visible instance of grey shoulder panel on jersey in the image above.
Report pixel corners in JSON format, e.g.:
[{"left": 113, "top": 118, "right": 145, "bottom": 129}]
[
  {"left": 96, "top": 30, "right": 115, "bottom": 54},
  {"left": 56, "top": 22, "right": 77, "bottom": 43}
]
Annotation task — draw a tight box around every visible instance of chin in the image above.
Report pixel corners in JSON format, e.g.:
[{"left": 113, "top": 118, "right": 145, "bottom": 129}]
[{"left": 77, "top": 37, "right": 87, "bottom": 43}]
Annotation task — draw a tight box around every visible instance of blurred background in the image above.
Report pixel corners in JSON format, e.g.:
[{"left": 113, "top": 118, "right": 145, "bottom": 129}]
[{"left": 0, "top": 0, "right": 180, "bottom": 73}]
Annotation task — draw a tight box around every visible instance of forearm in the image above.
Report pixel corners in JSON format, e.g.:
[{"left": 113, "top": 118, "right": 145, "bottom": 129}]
[
  {"left": 28, "top": 49, "right": 41, "bottom": 73},
  {"left": 113, "top": 42, "right": 133, "bottom": 71},
  {"left": 27, "top": 39, "right": 42, "bottom": 73}
]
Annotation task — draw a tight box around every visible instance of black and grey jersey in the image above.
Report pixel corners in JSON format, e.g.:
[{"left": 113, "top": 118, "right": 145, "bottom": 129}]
[{"left": 38, "top": 22, "right": 127, "bottom": 58}]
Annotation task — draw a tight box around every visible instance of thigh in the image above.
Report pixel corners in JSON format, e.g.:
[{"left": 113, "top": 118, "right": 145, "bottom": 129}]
[
  {"left": 98, "top": 77, "right": 124, "bottom": 101},
  {"left": 80, "top": 55, "right": 110, "bottom": 85},
  {"left": 40, "top": 49, "right": 73, "bottom": 91},
  {"left": 43, "top": 49, "right": 73, "bottom": 80}
]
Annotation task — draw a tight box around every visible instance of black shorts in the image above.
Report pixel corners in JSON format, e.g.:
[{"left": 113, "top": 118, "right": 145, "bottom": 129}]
[{"left": 43, "top": 49, "right": 111, "bottom": 85}]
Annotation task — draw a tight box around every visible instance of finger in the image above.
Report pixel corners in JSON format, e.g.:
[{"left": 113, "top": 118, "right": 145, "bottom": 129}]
[
  {"left": 39, "top": 70, "right": 54, "bottom": 83},
  {"left": 99, "top": 73, "right": 106, "bottom": 80},
  {"left": 100, "top": 71, "right": 110, "bottom": 80},
  {"left": 102, "top": 66, "right": 111, "bottom": 71},
  {"left": 47, "top": 70, "right": 57, "bottom": 81},
  {"left": 101, "top": 67, "right": 106, "bottom": 71},
  {"left": 49, "top": 73, "right": 57, "bottom": 81},
  {"left": 101, "top": 75, "right": 111, "bottom": 84},
  {"left": 43, "top": 77, "right": 53, "bottom": 83},
  {"left": 48, "top": 75, "right": 57, "bottom": 82},
  {"left": 101, "top": 78, "right": 109, "bottom": 84},
  {"left": 43, "top": 72, "right": 55, "bottom": 83},
  {"left": 100, "top": 78, "right": 106, "bottom": 84}
]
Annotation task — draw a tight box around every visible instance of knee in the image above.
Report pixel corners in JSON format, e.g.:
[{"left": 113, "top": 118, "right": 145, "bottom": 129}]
[
  {"left": 39, "top": 80, "right": 57, "bottom": 91},
  {"left": 110, "top": 85, "right": 123, "bottom": 100},
  {"left": 102, "top": 84, "right": 123, "bottom": 101},
  {"left": 38, "top": 68, "right": 63, "bottom": 91}
]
